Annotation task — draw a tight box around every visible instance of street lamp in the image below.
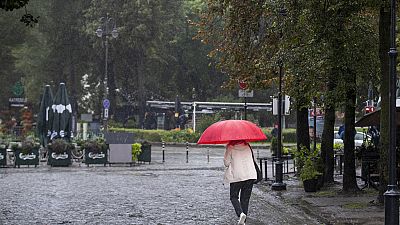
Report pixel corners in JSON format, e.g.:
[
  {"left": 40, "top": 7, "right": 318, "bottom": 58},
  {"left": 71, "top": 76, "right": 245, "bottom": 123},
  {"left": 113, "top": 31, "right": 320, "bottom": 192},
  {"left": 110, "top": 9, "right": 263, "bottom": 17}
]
[
  {"left": 271, "top": 7, "right": 287, "bottom": 191},
  {"left": 385, "top": 0, "right": 400, "bottom": 223},
  {"left": 96, "top": 13, "right": 118, "bottom": 131}
]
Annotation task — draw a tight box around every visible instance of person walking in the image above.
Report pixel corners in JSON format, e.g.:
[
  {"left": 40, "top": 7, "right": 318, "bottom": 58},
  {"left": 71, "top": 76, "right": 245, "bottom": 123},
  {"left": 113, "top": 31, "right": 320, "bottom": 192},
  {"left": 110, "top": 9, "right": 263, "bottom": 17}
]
[{"left": 224, "top": 140, "right": 257, "bottom": 225}]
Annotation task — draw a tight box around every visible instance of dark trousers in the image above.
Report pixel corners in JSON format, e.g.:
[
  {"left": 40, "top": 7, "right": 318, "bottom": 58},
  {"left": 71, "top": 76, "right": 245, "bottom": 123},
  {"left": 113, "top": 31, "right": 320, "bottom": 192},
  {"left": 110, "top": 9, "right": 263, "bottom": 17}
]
[{"left": 230, "top": 179, "right": 254, "bottom": 217}]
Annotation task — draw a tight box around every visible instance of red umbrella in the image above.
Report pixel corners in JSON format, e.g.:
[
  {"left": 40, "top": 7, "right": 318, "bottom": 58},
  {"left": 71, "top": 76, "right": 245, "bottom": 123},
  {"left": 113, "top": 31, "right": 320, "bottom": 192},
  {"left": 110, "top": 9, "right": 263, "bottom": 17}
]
[{"left": 197, "top": 120, "right": 267, "bottom": 144}]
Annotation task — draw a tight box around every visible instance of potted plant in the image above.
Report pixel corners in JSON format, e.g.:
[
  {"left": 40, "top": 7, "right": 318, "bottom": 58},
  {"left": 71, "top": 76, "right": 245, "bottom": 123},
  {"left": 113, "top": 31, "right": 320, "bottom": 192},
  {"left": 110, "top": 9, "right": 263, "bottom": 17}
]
[
  {"left": 83, "top": 138, "right": 108, "bottom": 166},
  {"left": 47, "top": 138, "right": 73, "bottom": 166},
  {"left": 300, "top": 158, "right": 322, "bottom": 192},
  {"left": 131, "top": 143, "right": 142, "bottom": 162},
  {"left": 0, "top": 143, "right": 6, "bottom": 166},
  {"left": 12, "top": 139, "right": 40, "bottom": 168}
]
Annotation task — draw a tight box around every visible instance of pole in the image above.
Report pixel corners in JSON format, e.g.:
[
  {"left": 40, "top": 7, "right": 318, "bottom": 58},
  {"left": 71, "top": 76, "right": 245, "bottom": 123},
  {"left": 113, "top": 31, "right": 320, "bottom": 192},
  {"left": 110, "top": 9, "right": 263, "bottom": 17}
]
[
  {"left": 244, "top": 97, "right": 247, "bottom": 120},
  {"left": 162, "top": 142, "right": 165, "bottom": 163},
  {"left": 104, "top": 34, "right": 109, "bottom": 131},
  {"left": 186, "top": 142, "right": 189, "bottom": 163},
  {"left": 271, "top": 60, "right": 286, "bottom": 191},
  {"left": 313, "top": 97, "right": 317, "bottom": 151},
  {"left": 193, "top": 102, "right": 196, "bottom": 132},
  {"left": 385, "top": 0, "right": 400, "bottom": 223}
]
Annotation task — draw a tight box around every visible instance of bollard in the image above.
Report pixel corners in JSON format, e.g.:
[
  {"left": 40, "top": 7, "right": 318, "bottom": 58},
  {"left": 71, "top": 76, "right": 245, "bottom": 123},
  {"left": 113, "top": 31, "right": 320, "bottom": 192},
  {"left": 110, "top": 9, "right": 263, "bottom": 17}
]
[
  {"left": 186, "top": 142, "right": 189, "bottom": 163},
  {"left": 207, "top": 147, "right": 210, "bottom": 163},
  {"left": 162, "top": 142, "right": 165, "bottom": 163},
  {"left": 257, "top": 149, "right": 259, "bottom": 159}
]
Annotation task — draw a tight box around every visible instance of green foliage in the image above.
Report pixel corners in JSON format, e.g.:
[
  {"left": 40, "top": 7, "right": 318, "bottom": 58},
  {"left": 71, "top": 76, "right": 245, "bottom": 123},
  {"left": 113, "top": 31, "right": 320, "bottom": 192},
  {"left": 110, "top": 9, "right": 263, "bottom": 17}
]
[
  {"left": 300, "top": 158, "right": 322, "bottom": 181},
  {"left": 109, "top": 128, "right": 164, "bottom": 142},
  {"left": 47, "top": 138, "right": 74, "bottom": 154},
  {"left": 160, "top": 129, "right": 200, "bottom": 143},
  {"left": 195, "top": 113, "right": 223, "bottom": 133},
  {"left": 11, "top": 138, "right": 40, "bottom": 154},
  {"left": 333, "top": 143, "right": 344, "bottom": 152},
  {"left": 262, "top": 128, "right": 296, "bottom": 143},
  {"left": 293, "top": 145, "right": 321, "bottom": 176},
  {"left": 270, "top": 136, "right": 278, "bottom": 155},
  {"left": 82, "top": 138, "right": 107, "bottom": 153},
  {"left": 131, "top": 143, "right": 142, "bottom": 161}
]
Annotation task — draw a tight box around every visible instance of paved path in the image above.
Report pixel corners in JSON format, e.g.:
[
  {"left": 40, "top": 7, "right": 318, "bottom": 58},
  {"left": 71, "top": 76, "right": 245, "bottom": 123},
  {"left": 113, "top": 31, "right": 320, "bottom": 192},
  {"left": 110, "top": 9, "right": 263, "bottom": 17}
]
[{"left": 0, "top": 146, "right": 321, "bottom": 225}]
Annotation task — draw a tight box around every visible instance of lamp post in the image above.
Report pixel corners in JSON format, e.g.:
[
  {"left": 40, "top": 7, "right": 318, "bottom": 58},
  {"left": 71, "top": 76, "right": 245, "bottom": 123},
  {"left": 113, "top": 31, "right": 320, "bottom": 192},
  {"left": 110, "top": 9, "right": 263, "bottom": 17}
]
[
  {"left": 271, "top": 7, "right": 287, "bottom": 191},
  {"left": 385, "top": 0, "right": 400, "bottom": 223},
  {"left": 96, "top": 13, "right": 118, "bottom": 131},
  {"left": 271, "top": 59, "right": 287, "bottom": 191}
]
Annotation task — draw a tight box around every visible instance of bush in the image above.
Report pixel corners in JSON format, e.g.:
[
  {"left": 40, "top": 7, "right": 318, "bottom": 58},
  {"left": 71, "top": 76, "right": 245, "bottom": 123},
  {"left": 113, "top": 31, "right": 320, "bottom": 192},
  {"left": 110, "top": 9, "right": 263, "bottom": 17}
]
[
  {"left": 132, "top": 143, "right": 142, "bottom": 161},
  {"left": 195, "top": 114, "right": 223, "bottom": 133},
  {"left": 261, "top": 128, "right": 296, "bottom": 143},
  {"left": 109, "top": 128, "right": 164, "bottom": 142},
  {"left": 160, "top": 128, "right": 200, "bottom": 143},
  {"left": 300, "top": 158, "right": 322, "bottom": 181}
]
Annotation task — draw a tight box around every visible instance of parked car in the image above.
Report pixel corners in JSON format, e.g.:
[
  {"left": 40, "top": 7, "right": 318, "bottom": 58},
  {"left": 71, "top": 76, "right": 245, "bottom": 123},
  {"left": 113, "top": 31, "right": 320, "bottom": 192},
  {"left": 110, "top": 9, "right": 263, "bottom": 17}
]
[{"left": 334, "top": 132, "right": 371, "bottom": 147}]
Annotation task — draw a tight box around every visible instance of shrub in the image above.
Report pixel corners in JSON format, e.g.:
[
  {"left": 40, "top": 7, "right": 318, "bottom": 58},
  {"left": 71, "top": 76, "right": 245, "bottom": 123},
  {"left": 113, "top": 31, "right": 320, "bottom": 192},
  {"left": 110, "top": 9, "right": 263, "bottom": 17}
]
[
  {"left": 300, "top": 158, "right": 322, "bottom": 181},
  {"left": 48, "top": 139, "right": 73, "bottom": 154},
  {"left": 160, "top": 129, "right": 200, "bottom": 143},
  {"left": 132, "top": 143, "right": 142, "bottom": 161},
  {"left": 195, "top": 113, "right": 223, "bottom": 133},
  {"left": 82, "top": 139, "right": 107, "bottom": 153},
  {"left": 12, "top": 139, "right": 40, "bottom": 154}
]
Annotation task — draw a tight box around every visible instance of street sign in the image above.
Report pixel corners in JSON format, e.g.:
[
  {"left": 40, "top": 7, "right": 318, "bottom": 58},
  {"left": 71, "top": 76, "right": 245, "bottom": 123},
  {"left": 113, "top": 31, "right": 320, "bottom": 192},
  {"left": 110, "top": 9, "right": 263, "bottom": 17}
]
[
  {"left": 272, "top": 95, "right": 291, "bottom": 115},
  {"left": 103, "top": 99, "right": 110, "bottom": 109},
  {"left": 238, "top": 89, "right": 254, "bottom": 98},
  {"left": 239, "top": 81, "right": 248, "bottom": 90},
  {"left": 104, "top": 108, "right": 109, "bottom": 118}
]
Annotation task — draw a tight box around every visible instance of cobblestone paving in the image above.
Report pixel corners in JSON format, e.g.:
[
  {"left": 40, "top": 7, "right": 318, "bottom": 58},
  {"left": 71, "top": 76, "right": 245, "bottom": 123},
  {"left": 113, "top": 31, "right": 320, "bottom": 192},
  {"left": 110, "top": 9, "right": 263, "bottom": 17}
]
[{"left": 0, "top": 146, "right": 320, "bottom": 225}]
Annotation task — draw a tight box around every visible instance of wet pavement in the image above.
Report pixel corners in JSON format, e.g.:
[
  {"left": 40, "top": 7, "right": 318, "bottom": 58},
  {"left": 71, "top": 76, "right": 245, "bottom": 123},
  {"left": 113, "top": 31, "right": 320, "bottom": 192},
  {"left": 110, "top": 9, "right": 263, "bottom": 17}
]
[
  {"left": 0, "top": 145, "right": 384, "bottom": 224},
  {"left": 0, "top": 145, "right": 318, "bottom": 225}
]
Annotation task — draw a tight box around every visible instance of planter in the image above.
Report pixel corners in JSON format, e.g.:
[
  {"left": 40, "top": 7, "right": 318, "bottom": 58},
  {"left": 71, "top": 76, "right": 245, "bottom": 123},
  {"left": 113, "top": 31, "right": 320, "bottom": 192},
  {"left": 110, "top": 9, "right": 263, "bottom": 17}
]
[
  {"left": 316, "top": 174, "right": 324, "bottom": 190},
  {"left": 47, "top": 148, "right": 72, "bottom": 167},
  {"left": 303, "top": 178, "right": 318, "bottom": 192},
  {"left": 14, "top": 148, "right": 39, "bottom": 168},
  {"left": 0, "top": 148, "right": 6, "bottom": 166},
  {"left": 138, "top": 142, "right": 151, "bottom": 163},
  {"left": 84, "top": 150, "right": 108, "bottom": 166}
]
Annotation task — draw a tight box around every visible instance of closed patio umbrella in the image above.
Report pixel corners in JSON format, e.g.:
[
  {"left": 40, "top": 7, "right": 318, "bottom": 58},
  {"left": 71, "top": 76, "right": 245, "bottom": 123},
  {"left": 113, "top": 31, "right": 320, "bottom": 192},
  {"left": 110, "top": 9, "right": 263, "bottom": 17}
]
[
  {"left": 50, "top": 83, "right": 72, "bottom": 141},
  {"left": 37, "top": 85, "right": 53, "bottom": 147}
]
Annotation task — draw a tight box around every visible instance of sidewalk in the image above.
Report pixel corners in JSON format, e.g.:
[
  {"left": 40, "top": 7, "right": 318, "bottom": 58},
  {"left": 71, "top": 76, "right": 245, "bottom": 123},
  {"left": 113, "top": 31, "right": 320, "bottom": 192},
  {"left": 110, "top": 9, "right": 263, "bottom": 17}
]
[{"left": 261, "top": 175, "right": 385, "bottom": 225}]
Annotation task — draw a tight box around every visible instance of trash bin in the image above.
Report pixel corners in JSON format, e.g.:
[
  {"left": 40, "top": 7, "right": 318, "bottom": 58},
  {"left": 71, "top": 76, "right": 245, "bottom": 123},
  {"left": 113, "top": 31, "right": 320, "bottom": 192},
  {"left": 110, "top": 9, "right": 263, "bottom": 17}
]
[{"left": 138, "top": 142, "right": 151, "bottom": 163}]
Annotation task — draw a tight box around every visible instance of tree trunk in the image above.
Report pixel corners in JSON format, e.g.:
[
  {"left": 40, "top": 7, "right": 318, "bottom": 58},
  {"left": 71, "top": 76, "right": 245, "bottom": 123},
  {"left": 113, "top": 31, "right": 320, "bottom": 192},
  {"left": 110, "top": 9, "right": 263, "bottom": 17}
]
[
  {"left": 137, "top": 51, "right": 146, "bottom": 129},
  {"left": 296, "top": 96, "right": 310, "bottom": 154},
  {"left": 321, "top": 104, "right": 335, "bottom": 184},
  {"left": 342, "top": 70, "right": 359, "bottom": 192},
  {"left": 377, "top": 5, "right": 390, "bottom": 204}
]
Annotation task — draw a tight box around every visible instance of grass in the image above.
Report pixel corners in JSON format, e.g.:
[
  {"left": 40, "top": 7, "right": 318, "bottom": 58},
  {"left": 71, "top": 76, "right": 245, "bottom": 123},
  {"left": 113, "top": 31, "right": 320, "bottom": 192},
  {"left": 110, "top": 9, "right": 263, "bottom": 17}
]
[
  {"left": 315, "top": 190, "right": 336, "bottom": 197},
  {"left": 342, "top": 202, "right": 369, "bottom": 209}
]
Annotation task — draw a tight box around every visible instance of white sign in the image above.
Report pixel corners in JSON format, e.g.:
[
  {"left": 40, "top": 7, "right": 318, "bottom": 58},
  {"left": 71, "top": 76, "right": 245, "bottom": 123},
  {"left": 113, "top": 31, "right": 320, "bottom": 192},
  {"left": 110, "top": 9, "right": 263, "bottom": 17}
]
[
  {"left": 104, "top": 108, "right": 109, "bottom": 118},
  {"left": 272, "top": 95, "right": 291, "bottom": 115},
  {"left": 238, "top": 90, "right": 254, "bottom": 98},
  {"left": 88, "top": 152, "right": 105, "bottom": 159}
]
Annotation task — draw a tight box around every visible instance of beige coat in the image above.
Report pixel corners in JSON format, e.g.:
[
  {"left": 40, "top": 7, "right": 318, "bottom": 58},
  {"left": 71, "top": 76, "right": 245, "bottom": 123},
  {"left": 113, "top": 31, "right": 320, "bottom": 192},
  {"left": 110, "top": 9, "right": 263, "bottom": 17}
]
[{"left": 223, "top": 142, "right": 257, "bottom": 183}]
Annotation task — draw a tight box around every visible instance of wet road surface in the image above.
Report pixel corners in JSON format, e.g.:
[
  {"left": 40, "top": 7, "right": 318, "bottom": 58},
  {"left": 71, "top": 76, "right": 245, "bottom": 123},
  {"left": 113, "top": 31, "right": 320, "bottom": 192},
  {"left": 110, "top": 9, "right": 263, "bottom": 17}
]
[{"left": 0, "top": 146, "right": 321, "bottom": 225}]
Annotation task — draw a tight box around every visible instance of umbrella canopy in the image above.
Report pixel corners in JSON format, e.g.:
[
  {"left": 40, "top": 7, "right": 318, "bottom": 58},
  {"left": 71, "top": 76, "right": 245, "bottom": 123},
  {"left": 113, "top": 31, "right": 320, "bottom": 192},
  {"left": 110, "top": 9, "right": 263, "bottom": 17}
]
[
  {"left": 197, "top": 120, "right": 267, "bottom": 144},
  {"left": 50, "top": 83, "right": 72, "bottom": 141},
  {"left": 37, "top": 85, "right": 53, "bottom": 146},
  {"left": 355, "top": 107, "right": 400, "bottom": 127}
]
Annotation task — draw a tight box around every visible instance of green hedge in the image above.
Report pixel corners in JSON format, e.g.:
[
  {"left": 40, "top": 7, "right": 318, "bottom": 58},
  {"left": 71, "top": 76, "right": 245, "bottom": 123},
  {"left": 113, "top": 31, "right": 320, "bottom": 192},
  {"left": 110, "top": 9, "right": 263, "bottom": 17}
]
[
  {"left": 261, "top": 128, "right": 296, "bottom": 143},
  {"left": 108, "top": 128, "right": 201, "bottom": 143},
  {"left": 109, "top": 127, "right": 297, "bottom": 144}
]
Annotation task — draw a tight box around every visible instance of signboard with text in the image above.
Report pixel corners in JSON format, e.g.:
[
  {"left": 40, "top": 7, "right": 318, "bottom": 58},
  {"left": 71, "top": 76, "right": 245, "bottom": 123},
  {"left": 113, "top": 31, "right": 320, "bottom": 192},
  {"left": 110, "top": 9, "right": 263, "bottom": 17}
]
[{"left": 238, "top": 90, "right": 254, "bottom": 98}]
